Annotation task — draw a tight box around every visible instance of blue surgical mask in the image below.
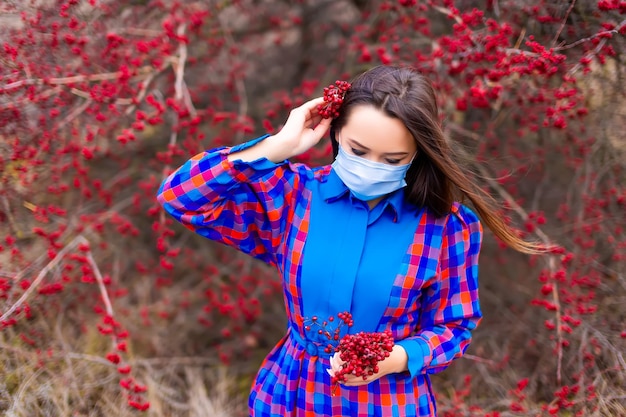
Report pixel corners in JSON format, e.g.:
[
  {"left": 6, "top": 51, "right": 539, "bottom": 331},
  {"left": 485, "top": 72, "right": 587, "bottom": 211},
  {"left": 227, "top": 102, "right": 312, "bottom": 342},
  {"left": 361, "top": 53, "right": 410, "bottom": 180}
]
[{"left": 331, "top": 144, "right": 413, "bottom": 201}]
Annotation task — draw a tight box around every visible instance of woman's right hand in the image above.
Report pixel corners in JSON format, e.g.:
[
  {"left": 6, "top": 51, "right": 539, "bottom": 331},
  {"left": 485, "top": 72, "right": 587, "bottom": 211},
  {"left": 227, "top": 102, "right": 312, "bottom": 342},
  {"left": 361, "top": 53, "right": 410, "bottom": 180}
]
[
  {"left": 270, "top": 97, "right": 332, "bottom": 159},
  {"left": 227, "top": 97, "right": 332, "bottom": 163}
]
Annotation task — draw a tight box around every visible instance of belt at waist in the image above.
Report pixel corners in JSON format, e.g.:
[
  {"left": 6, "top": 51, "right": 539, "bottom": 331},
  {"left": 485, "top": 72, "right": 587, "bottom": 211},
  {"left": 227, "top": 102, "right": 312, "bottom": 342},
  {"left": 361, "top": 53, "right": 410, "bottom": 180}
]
[{"left": 289, "top": 326, "right": 333, "bottom": 358}]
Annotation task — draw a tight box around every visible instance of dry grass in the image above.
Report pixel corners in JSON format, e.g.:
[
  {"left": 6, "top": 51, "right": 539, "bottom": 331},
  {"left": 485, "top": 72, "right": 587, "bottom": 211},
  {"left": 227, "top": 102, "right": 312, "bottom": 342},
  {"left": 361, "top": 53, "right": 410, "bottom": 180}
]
[{"left": 0, "top": 327, "right": 251, "bottom": 417}]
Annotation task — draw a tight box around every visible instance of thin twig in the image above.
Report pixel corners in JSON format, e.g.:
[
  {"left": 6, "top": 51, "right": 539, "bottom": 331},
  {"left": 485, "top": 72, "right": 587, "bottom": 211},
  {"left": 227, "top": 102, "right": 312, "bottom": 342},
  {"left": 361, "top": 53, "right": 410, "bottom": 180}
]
[
  {"left": 58, "top": 352, "right": 222, "bottom": 368},
  {"left": 492, "top": 0, "right": 500, "bottom": 19},
  {"left": 431, "top": 5, "right": 462, "bottom": 24},
  {"left": 217, "top": 11, "right": 248, "bottom": 143},
  {"left": 1, "top": 63, "right": 169, "bottom": 111},
  {"left": 16, "top": 97, "right": 94, "bottom": 182},
  {"left": 182, "top": 80, "right": 198, "bottom": 118},
  {"left": 68, "top": 87, "right": 92, "bottom": 99},
  {"left": 119, "top": 27, "right": 163, "bottom": 37},
  {"left": 84, "top": 248, "right": 114, "bottom": 318},
  {"left": 1, "top": 66, "right": 154, "bottom": 92},
  {"left": 0, "top": 86, "right": 62, "bottom": 110},
  {"left": 567, "top": 37, "right": 609, "bottom": 75},
  {"left": 503, "top": 48, "right": 541, "bottom": 58},
  {"left": 549, "top": 256, "right": 563, "bottom": 385},
  {"left": 169, "top": 24, "right": 189, "bottom": 147},
  {"left": 173, "top": 25, "right": 188, "bottom": 104},
  {"left": 513, "top": 28, "right": 526, "bottom": 50},
  {"left": 463, "top": 354, "right": 499, "bottom": 366},
  {"left": 1, "top": 195, "right": 20, "bottom": 238},
  {"left": 7, "top": 367, "right": 46, "bottom": 415},
  {"left": 0, "top": 235, "right": 83, "bottom": 322},
  {"left": 133, "top": 356, "right": 220, "bottom": 367},
  {"left": 556, "top": 19, "right": 626, "bottom": 51},
  {"left": 124, "top": 65, "right": 168, "bottom": 116},
  {"left": 552, "top": 0, "right": 577, "bottom": 46},
  {"left": 56, "top": 99, "right": 92, "bottom": 131},
  {"left": 54, "top": 309, "right": 88, "bottom": 410}
]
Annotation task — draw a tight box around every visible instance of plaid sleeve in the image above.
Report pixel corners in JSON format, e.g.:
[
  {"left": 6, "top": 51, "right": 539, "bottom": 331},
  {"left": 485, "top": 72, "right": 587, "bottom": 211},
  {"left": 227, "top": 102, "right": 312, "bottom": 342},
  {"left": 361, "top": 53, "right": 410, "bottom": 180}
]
[
  {"left": 396, "top": 203, "right": 483, "bottom": 377},
  {"left": 156, "top": 135, "right": 307, "bottom": 267}
]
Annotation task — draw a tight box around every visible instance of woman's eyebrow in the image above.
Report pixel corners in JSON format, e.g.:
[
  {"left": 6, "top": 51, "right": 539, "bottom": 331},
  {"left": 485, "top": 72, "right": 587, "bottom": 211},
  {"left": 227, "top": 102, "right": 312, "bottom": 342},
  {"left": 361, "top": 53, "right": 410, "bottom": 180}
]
[
  {"left": 348, "top": 138, "right": 410, "bottom": 156},
  {"left": 347, "top": 138, "right": 370, "bottom": 150}
]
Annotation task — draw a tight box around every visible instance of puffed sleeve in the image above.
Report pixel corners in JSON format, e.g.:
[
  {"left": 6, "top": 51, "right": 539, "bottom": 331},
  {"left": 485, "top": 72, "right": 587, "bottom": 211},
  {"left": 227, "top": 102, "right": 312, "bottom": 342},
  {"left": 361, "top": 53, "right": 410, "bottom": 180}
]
[
  {"left": 156, "top": 135, "right": 310, "bottom": 268},
  {"left": 395, "top": 203, "right": 483, "bottom": 377}
]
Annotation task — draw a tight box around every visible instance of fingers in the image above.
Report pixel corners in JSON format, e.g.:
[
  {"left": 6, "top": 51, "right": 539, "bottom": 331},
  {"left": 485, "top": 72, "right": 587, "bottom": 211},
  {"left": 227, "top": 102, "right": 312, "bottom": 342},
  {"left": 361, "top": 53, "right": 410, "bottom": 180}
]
[
  {"left": 285, "top": 97, "right": 324, "bottom": 128},
  {"left": 341, "top": 372, "right": 381, "bottom": 386},
  {"left": 300, "top": 96, "right": 326, "bottom": 111},
  {"left": 302, "top": 97, "right": 330, "bottom": 123},
  {"left": 342, "top": 378, "right": 371, "bottom": 387},
  {"left": 329, "top": 351, "right": 384, "bottom": 387},
  {"left": 273, "top": 97, "right": 331, "bottom": 156},
  {"left": 295, "top": 97, "right": 324, "bottom": 119},
  {"left": 330, "top": 352, "right": 342, "bottom": 373},
  {"left": 312, "top": 116, "right": 331, "bottom": 138}
]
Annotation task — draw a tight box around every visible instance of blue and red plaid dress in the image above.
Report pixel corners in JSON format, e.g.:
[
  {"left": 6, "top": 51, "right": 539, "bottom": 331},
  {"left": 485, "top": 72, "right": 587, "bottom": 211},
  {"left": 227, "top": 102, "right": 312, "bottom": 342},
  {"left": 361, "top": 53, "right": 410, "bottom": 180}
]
[{"left": 157, "top": 136, "right": 483, "bottom": 416}]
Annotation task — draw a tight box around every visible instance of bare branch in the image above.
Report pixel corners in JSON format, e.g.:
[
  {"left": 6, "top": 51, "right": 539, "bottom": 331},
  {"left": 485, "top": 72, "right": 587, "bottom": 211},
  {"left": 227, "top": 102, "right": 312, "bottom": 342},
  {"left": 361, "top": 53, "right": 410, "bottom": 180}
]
[
  {"left": 552, "top": 0, "right": 577, "bottom": 47},
  {"left": 217, "top": 10, "right": 248, "bottom": 143},
  {"left": 58, "top": 99, "right": 92, "bottom": 130},
  {"left": 0, "top": 235, "right": 84, "bottom": 322},
  {"left": 0, "top": 86, "right": 62, "bottom": 110},
  {"left": 84, "top": 249, "right": 114, "bottom": 319},
  {"left": 1, "top": 66, "right": 156, "bottom": 92},
  {"left": 431, "top": 5, "right": 462, "bottom": 24},
  {"left": 463, "top": 354, "right": 499, "bottom": 367},
  {"left": 124, "top": 64, "right": 169, "bottom": 116},
  {"left": 556, "top": 19, "right": 626, "bottom": 52},
  {"left": 549, "top": 256, "right": 563, "bottom": 385},
  {"left": 169, "top": 23, "right": 189, "bottom": 147},
  {"left": 173, "top": 25, "right": 188, "bottom": 104}
]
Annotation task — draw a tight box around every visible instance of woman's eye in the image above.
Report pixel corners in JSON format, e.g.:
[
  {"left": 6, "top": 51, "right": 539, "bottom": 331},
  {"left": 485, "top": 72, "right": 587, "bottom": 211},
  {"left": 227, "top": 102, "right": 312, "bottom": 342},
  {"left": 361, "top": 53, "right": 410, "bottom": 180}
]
[
  {"left": 351, "top": 148, "right": 366, "bottom": 156},
  {"left": 385, "top": 159, "right": 402, "bottom": 165}
]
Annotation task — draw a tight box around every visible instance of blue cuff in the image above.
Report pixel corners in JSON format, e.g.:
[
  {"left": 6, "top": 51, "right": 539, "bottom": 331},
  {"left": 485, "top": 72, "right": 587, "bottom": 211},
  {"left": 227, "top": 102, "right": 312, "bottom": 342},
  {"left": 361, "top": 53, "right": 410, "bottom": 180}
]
[
  {"left": 228, "top": 134, "right": 287, "bottom": 171},
  {"left": 396, "top": 338, "right": 429, "bottom": 378}
]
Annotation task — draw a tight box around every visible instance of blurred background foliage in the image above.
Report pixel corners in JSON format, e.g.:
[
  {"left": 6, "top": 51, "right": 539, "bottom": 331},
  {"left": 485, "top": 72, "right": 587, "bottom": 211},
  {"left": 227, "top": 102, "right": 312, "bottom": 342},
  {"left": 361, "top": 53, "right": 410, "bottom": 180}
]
[{"left": 0, "top": 0, "right": 625, "bottom": 416}]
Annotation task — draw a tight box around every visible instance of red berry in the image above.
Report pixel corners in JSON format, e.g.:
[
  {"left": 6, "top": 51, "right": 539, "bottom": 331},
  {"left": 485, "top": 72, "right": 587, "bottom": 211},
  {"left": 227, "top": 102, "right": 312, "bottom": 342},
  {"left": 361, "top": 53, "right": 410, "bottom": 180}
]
[
  {"left": 331, "top": 329, "right": 395, "bottom": 386},
  {"left": 317, "top": 80, "right": 351, "bottom": 119}
]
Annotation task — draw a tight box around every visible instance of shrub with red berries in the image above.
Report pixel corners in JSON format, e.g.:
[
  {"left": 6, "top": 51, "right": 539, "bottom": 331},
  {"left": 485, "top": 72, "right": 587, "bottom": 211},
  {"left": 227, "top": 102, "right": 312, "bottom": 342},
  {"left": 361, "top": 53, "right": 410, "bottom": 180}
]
[{"left": 1, "top": 1, "right": 625, "bottom": 416}]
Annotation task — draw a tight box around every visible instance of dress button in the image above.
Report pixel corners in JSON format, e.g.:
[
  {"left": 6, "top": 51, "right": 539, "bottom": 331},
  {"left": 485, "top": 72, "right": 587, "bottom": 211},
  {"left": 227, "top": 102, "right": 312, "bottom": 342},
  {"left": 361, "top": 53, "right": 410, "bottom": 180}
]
[{"left": 305, "top": 342, "right": 319, "bottom": 357}]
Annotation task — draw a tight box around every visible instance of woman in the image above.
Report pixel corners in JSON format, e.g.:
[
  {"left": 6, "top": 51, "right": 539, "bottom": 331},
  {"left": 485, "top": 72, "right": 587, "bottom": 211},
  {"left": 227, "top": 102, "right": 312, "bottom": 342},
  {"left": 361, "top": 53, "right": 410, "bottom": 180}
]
[{"left": 157, "top": 65, "right": 541, "bottom": 416}]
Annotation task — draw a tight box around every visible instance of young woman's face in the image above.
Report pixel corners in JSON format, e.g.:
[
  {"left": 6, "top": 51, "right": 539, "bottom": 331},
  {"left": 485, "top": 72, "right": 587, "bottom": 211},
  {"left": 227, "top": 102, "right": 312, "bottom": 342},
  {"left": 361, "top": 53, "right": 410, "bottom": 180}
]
[{"left": 337, "top": 105, "right": 416, "bottom": 165}]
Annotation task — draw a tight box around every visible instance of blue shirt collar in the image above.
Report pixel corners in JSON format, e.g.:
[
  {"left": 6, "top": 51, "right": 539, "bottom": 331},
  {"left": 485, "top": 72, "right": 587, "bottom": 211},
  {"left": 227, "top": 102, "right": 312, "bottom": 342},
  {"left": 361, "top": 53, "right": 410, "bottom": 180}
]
[{"left": 320, "top": 167, "right": 406, "bottom": 222}]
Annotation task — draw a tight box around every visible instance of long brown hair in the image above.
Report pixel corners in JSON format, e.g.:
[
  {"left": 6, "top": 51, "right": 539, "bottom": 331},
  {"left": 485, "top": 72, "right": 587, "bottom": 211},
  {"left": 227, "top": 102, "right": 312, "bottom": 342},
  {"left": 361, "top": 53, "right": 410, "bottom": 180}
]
[{"left": 330, "top": 65, "right": 545, "bottom": 254}]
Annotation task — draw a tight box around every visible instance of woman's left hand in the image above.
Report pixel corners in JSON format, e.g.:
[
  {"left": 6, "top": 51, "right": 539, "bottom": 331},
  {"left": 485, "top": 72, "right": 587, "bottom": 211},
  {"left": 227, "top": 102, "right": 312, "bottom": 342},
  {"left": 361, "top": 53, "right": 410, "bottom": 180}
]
[{"left": 328, "top": 345, "right": 408, "bottom": 386}]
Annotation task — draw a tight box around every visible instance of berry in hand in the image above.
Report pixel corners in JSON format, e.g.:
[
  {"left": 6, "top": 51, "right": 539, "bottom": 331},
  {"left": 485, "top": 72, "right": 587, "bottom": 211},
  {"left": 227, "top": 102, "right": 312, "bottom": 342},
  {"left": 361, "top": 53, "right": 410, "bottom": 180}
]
[
  {"left": 331, "top": 329, "right": 395, "bottom": 392},
  {"left": 318, "top": 80, "right": 351, "bottom": 119}
]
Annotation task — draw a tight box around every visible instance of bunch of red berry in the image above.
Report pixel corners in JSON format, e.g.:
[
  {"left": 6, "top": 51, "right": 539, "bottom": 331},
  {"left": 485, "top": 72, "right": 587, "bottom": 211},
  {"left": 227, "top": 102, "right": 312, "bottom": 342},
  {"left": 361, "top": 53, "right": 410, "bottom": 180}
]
[
  {"left": 303, "top": 311, "right": 354, "bottom": 354},
  {"left": 331, "top": 329, "right": 395, "bottom": 387},
  {"left": 318, "top": 80, "right": 351, "bottom": 119}
]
